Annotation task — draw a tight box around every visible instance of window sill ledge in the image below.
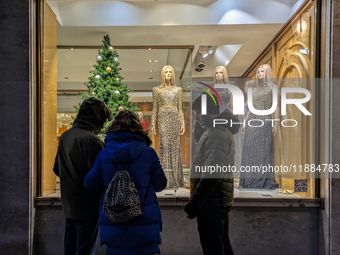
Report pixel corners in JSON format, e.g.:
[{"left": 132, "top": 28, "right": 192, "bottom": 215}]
[{"left": 35, "top": 196, "right": 320, "bottom": 208}]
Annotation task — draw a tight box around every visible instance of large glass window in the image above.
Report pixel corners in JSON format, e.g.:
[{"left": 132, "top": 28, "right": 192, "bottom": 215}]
[{"left": 40, "top": 0, "right": 317, "bottom": 199}]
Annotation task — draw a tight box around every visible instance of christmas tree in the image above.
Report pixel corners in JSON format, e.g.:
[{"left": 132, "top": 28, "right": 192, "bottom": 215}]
[{"left": 77, "top": 35, "right": 140, "bottom": 136}]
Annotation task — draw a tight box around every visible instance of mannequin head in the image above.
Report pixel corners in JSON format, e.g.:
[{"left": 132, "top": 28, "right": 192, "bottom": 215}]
[
  {"left": 136, "top": 111, "right": 143, "bottom": 121},
  {"left": 214, "top": 66, "right": 229, "bottom": 84},
  {"left": 160, "top": 65, "right": 176, "bottom": 87},
  {"left": 255, "top": 64, "right": 274, "bottom": 86}
]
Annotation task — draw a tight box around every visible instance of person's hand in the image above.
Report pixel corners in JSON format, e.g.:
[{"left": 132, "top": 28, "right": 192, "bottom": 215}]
[
  {"left": 180, "top": 126, "right": 185, "bottom": 135},
  {"left": 272, "top": 123, "right": 278, "bottom": 136},
  {"left": 241, "top": 126, "right": 245, "bottom": 135},
  {"left": 151, "top": 127, "right": 156, "bottom": 135},
  {"left": 184, "top": 203, "right": 198, "bottom": 219}
]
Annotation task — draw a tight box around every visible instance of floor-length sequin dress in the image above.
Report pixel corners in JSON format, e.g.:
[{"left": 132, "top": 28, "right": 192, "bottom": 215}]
[
  {"left": 239, "top": 83, "right": 276, "bottom": 189},
  {"left": 152, "top": 85, "right": 185, "bottom": 188}
]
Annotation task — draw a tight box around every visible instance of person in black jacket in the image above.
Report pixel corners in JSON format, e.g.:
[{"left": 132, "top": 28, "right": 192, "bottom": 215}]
[
  {"left": 185, "top": 93, "right": 240, "bottom": 255},
  {"left": 53, "top": 97, "right": 111, "bottom": 255}
]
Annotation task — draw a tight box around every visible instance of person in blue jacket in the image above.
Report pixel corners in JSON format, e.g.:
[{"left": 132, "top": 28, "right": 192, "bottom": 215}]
[{"left": 84, "top": 110, "right": 167, "bottom": 255}]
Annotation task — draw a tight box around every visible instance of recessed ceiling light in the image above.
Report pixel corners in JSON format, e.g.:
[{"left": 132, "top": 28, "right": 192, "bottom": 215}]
[
  {"left": 65, "top": 77, "right": 69, "bottom": 79},
  {"left": 148, "top": 48, "right": 152, "bottom": 51},
  {"left": 70, "top": 48, "right": 75, "bottom": 51},
  {"left": 154, "top": 60, "right": 158, "bottom": 62},
  {"left": 148, "top": 60, "right": 153, "bottom": 63},
  {"left": 149, "top": 69, "right": 153, "bottom": 72},
  {"left": 149, "top": 77, "right": 153, "bottom": 79}
]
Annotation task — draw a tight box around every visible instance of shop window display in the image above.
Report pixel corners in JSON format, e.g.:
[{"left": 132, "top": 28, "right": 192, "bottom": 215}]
[{"left": 39, "top": 0, "right": 318, "bottom": 199}]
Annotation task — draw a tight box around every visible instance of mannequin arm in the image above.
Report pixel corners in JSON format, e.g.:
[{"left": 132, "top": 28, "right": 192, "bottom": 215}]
[
  {"left": 228, "top": 90, "right": 233, "bottom": 112},
  {"left": 151, "top": 87, "right": 158, "bottom": 135},
  {"left": 178, "top": 88, "right": 185, "bottom": 135}
]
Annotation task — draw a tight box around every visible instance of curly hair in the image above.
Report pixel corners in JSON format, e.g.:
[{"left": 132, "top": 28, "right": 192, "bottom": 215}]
[{"left": 108, "top": 110, "right": 152, "bottom": 146}]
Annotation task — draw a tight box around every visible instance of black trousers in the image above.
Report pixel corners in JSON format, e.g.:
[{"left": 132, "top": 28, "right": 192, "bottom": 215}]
[
  {"left": 64, "top": 217, "right": 99, "bottom": 255},
  {"left": 197, "top": 206, "right": 234, "bottom": 255}
]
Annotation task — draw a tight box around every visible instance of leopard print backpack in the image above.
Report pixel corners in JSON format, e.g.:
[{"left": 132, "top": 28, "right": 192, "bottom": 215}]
[{"left": 103, "top": 149, "right": 148, "bottom": 224}]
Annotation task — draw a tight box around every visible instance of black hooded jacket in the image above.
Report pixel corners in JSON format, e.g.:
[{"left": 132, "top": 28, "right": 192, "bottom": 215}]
[
  {"left": 190, "top": 109, "right": 240, "bottom": 209},
  {"left": 53, "top": 97, "right": 111, "bottom": 220}
]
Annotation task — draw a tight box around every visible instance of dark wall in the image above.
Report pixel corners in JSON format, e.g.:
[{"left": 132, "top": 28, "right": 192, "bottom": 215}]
[
  {"left": 331, "top": 1, "right": 340, "bottom": 254},
  {"left": 36, "top": 206, "right": 319, "bottom": 255},
  {"left": 0, "top": 0, "right": 30, "bottom": 254}
]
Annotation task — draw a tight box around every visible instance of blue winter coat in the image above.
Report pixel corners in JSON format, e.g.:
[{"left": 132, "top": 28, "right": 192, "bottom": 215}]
[{"left": 84, "top": 131, "right": 167, "bottom": 255}]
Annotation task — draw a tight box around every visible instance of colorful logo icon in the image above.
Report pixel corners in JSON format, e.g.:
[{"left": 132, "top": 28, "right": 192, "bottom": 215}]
[{"left": 196, "top": 82, "right": 223, "bottom": 107}]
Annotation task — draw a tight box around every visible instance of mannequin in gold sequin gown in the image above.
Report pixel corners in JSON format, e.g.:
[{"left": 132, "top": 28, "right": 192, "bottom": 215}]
[
  {"left": 239, "top": 64, "right": 279, "bottom": 189},
  {"left": 151, "top": 65, "right": 185, "bottom": 188}
]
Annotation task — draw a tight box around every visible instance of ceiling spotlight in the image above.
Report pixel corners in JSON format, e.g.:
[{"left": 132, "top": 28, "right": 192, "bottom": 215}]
[
  {"left": 194, "top": 53, "right": 205, "bottom": 72},
  {"left": 154, "top": 60, "right": 158, "bottom": 62},
  {"left": 207, "top": 46, "right": 214, "bottom": 54},
  {"left": 70, "top": 48, "right": 75, "bottom": 51},
  {"left": 149, "top": 69, "right": 153, "bottom": 72},
  {"left": 198, "top": 61, "right": 205, "bottom": 68},
  {"left": 64, "top": 77, "right": 69, "bottom": 79},
  {"left": 148, "top": 60, "right": 153, "bottom": 63},
  {"left": 196, "top": 53, "right": 205, "bottom": 68},
  {"left": 149, "top": 77, "right": 153, "bottom": 79},
  {"left": 148, "top": 48, "right": 152, "bottom": 51}
]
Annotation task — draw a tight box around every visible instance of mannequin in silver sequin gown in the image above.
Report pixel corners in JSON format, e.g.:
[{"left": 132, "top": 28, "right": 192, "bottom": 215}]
[
  {"left": 239, "top": 64, "right": 279, "bottom": 189},
  {"left": 151, "top": 65, "right": 185, "bottom": 188}
]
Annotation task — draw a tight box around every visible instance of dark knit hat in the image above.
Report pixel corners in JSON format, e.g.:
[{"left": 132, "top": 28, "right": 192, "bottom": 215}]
[{"left": 192, "top": 92, "right": 220, "bottom": 114}]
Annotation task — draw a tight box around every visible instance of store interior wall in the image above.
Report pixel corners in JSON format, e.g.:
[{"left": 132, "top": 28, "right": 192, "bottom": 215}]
[{"left": 42, "top": 0, "right": 58, "bottom": 196}]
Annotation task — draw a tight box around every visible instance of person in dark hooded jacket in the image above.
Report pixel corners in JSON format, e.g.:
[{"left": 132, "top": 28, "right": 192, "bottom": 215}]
[
  {"left": 84, "top": 110, "right": 167, "bottom": 255},
  {"left": 185, "top": 93, "right": 240, "bottom": 255},
  {"left": 53, "top": 97, "right": 111, "bottom": 255}
]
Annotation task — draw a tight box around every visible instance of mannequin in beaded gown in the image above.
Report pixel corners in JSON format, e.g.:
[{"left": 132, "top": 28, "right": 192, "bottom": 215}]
[
  {"left": 214, "top": 66, "right": 233, "bottom": 112},
  {"left": 151, "top": 65, "right": 185, "bottom": 188},
  {"left": 239, "top": 64, "right": 279, "bottom": 189}
]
